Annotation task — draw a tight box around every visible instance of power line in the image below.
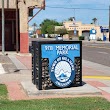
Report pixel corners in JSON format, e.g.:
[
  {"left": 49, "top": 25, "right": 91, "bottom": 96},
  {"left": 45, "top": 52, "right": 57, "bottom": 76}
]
[
  {"left": 65, "top": 0, "right": 76, "bottom": 18},
  {"left": 46, "top": 6, "right": 109, "bottom": 11}
]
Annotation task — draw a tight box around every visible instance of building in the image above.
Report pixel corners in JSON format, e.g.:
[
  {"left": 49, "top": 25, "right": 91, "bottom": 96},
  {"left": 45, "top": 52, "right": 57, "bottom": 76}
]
[
  {"left": 55, "top": 21, "right": 109, "bottom": 40},
  {"left": 0, "top": 0, "right": 45, "bottom": 53}
]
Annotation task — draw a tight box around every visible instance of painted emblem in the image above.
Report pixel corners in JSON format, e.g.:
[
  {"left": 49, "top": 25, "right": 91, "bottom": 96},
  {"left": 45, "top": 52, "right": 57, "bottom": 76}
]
[{"left": 50, "top": 56, "right": 75, "bottom": 88}]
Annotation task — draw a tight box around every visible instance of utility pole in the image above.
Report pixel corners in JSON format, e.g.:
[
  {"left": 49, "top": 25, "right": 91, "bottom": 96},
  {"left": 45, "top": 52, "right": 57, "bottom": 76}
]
[
  {"left": 109, "top": 6, "right": 110, "bottom": 42},
  {"left": 2, "top": 0, "right": 5, "bottom": 55},
  {"left": 16, "top": 0, "right": 19, "bottom": 53},
  {"left": 73, "top": 17, "right": 76, "bottom": 37}
]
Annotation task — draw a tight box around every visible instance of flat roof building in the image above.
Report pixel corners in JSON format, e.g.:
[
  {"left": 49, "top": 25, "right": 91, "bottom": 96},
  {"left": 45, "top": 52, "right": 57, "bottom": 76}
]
[
  {"left": 0, "top": 0, "right": 45, "bottom": 53},
  {"left": 56, "top": 21, "right": 109, "bottom": 40}
]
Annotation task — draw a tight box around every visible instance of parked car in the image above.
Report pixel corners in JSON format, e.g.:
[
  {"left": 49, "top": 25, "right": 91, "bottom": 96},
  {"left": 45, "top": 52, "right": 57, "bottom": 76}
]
[{"left": 56, "top": 35, "right": 63, "bottom": 40}]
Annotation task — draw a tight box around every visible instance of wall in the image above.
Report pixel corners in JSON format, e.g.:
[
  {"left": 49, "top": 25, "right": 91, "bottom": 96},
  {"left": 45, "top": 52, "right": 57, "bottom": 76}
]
[
  {"left": 0, "top": 0, "right": 44, "bottom": 53},
  {"left": 63, "top": 21, "right": 109, "bottom": 40},
  {"left": 0, "top": 0, "right": 43, "bottom": 8}
]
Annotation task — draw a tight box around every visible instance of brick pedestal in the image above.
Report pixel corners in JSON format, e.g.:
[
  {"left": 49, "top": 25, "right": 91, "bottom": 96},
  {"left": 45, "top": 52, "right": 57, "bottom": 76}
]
[{"left": 20, "top": 33, "right": 29, "bottom": 53}]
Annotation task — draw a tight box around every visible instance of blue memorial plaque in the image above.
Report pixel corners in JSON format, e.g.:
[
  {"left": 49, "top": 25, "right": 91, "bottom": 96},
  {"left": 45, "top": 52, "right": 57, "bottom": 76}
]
[{"left": 41, "top": 43, "right": 80, "bottom": 88}]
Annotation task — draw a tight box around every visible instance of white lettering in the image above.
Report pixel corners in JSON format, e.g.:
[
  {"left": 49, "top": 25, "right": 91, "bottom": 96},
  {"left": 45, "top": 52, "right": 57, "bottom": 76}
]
[
  {"left": 57, "top": 50, "right": 68, "bottom": 55},
  {"left": 56, "top": 45, "right": 79, "bottom": 55},
  {"left": 45, "top": 46, "right": 53, "bottom": 51},
  {"left": 55, "top": 80, "right": 72, "bottom": 87},
  {"left": 51, "top": 60, "right": 57, "bottom": 72}
]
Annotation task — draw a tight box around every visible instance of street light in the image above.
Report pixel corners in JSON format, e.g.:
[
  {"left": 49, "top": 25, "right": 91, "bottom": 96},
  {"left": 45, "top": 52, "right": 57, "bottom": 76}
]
[
  {"left": 73, "top": 17, "right": 77, "bottom": 37},
  {"left": 73, "top": 17, "right": 75, "bottom": 25}
]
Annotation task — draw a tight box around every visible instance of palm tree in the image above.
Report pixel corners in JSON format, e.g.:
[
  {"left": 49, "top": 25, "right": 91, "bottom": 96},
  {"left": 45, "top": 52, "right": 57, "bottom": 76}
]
[
  {"left": 68, "top": 17, "right": 74, "bottom": 21},
  {"left": 92, "top": 18, "right": 97, "bottom": 25}
]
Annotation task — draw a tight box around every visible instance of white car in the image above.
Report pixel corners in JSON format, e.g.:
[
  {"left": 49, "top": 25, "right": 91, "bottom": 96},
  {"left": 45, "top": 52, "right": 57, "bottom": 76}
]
[{"left": 56, "top": 35, "right": 63, "bottom": 40}]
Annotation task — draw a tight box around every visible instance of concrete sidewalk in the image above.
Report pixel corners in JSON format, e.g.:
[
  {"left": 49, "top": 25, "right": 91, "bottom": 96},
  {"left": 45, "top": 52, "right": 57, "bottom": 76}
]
[{"left": 0, "top": 53, "right": 110, "bottom": 101}]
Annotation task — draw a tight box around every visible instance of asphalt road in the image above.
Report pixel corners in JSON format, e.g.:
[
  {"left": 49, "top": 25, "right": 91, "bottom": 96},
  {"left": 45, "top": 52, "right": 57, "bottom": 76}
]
[{"left": 82, "top": 41, "right": 110, "bottom": 67}]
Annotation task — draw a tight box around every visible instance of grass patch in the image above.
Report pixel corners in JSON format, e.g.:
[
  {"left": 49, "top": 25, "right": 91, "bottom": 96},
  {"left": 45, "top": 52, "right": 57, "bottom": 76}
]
[
  {"left": 0, "top": 97, "right": 110, "bottom": 110},
  {"left": 0, "top": 84, "right": 8, "bottom": 100},
  {"left": 0, "top": 84, "right": 110, "bottom": 110}
]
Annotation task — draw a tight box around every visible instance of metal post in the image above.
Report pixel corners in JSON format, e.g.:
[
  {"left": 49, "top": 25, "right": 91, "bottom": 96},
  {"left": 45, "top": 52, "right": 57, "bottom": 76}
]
[
  {"left": 16, "top": 0, "right": 19, "bottom": 53},
  {"left": 2, "top": 0, "right": 5, "bottom": 55},
  {"left": 109, "top": 6, "right": 110, "bottom": 42},
  {"left": 73, "top": 17, "right": 76, "bottom": 39}
]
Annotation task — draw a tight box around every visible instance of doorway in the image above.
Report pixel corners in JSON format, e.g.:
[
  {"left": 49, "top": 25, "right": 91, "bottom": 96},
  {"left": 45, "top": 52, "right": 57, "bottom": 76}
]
[
  {"left": 0, "top": 9, "right": 20, "bottom": 51},
  {"left": 82, "top": 30, "right": 90, "bottom": 40}
]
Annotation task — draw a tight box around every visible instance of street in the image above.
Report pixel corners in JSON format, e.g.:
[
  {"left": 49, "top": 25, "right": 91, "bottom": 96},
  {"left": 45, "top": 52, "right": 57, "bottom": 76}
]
[{"left": 82, "top": 41, "right": 110, "bottom": 67}]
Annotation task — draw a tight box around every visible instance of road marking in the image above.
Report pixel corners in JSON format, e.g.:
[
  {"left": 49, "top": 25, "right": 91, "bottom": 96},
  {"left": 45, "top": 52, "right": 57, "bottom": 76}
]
[
  {"left": 83, "top": 45, "right": 110, "bottom": 50},
  {"left": 0, "top": 63, "right": 6, "bottom": 74},
  {"left": 98, "top": 51, "right": 109, "bottom": 55},
  {"left": 83, "top": 76, "right": 110, "bottom": 80}
]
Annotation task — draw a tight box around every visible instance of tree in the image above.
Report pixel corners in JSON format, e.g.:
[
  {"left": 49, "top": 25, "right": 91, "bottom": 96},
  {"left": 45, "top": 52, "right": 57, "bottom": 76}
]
[
  {"left": 68, "top": 17, "right": 75, "bottom": 21},
  {"left": 68, "top": 17, "right": 73, "bottom": 21},
  {"left": 40, "top": 19, "right": 63, "bottom": 34},
  {"left": 92, "top": 18, "right": 97, "bottom": 25},
  {"left": 46, "top": 25, "right": 55, "bottom": 34},
  {"left": 55, "top": 28, "right": 68, "bottom": 36}
]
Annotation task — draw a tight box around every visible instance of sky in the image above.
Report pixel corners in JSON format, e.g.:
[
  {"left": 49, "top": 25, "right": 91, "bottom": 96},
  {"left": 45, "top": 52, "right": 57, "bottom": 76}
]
[{"left": 28, "top": 0, "right": 110, "bottom": 26}]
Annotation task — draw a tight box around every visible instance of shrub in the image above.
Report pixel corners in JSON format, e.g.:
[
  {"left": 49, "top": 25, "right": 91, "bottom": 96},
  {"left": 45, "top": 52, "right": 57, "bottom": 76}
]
[
  {"left": 79, "top": 36, "right": 85, "bottom": 40},
  {"left": 31, "top": 34, "right": 36, "bottom": 38},
  {"left": 97, "top": 37, "right": 102, "bottom": 41}
]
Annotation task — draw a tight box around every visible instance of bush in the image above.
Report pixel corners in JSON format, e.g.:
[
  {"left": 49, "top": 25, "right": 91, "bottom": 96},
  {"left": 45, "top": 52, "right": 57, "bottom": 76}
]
[
  {"left": 97, "top": 37, "right": 102, "bottom": 41},
  {"left": 79, "top": 36, "right": 85, "bottom": 40},
  {"left": 31, "top": 34, "right": 36, "bottom": 38}
]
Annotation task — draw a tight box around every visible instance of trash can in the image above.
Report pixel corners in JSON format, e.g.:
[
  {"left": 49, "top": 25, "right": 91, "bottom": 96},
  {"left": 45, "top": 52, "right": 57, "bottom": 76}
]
[{"left": 103, "top": 35, "right": 106, "bottom": 41}]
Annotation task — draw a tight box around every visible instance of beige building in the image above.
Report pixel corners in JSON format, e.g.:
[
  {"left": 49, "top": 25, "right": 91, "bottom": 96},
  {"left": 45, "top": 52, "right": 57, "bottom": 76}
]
[
  {"left": 0, "top": 0, "right": 45, "bottom": 53},
  {"left": 56, "top": 21, "right": 109, "bottom": 40}
]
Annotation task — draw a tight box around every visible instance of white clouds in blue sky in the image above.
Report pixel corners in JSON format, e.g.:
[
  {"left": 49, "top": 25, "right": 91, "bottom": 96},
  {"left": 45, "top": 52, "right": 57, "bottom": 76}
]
[{"left": 29, "top": 0, "right": 110, "bottom": 26}]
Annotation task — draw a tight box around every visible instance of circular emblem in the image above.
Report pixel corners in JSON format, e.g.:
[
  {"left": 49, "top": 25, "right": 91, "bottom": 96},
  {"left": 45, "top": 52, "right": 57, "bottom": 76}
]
[{"left": 50, "top": 56, "right": 75, "bottom": 88}]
